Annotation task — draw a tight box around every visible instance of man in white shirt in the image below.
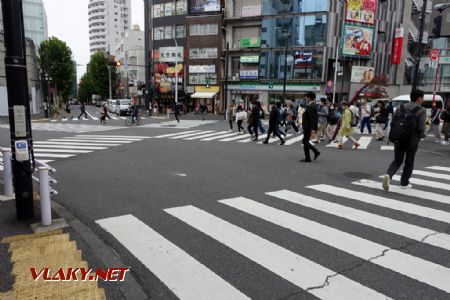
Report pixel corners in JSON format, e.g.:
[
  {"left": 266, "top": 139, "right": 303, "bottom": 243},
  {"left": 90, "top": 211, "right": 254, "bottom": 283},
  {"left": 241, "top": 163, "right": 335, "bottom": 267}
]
[{"left": 360, "top": 99, "right": 372, "bottom": 134}]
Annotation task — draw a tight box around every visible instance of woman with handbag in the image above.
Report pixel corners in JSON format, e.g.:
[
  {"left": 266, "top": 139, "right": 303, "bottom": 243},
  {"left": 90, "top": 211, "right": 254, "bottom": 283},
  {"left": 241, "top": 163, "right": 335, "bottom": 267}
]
[
  {"left": 374, "top": 101, "right": 388, "bottom": 141},
  {"left": 235, "top": 105, "right": 246, "bottom": 133}
]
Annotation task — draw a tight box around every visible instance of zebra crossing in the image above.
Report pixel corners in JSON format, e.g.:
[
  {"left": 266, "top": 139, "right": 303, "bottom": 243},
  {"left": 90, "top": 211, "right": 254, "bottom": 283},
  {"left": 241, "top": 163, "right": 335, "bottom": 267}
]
[
  {"left": 96, "top": 165, "right": 450, "bottom": 299},
  {"left": 0, "top": 135, "right": 150, "bottom": 164},
  {"left": 51, "top": 114, "right": 141, "bottom": 122},
  {"left": 151, "top": 129, "right": 394, "bottom": 150},
  {"left": 0, "top": 123, "right": 126, "bottom": 133}
]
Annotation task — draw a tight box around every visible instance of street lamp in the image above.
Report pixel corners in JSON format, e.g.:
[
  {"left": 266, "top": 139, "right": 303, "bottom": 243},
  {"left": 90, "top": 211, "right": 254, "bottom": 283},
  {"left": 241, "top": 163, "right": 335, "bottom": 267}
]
[{"left": 157, "top": 28, "right": 179, "bottom": 105}]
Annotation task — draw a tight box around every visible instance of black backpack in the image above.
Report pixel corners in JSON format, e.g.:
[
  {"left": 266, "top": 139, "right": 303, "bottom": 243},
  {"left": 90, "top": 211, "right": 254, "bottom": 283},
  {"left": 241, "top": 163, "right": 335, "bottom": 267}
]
[
  {"left": 327, "top": 109, "right": 338, "bottom": 125},
  {"left": 389, "top": 105, "right": 420, "bottom": 144}
]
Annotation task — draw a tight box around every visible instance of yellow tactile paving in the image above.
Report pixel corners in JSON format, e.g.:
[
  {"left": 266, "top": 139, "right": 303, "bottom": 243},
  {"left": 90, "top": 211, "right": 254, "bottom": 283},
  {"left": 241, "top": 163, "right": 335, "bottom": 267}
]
[{"left": 1, "top": 231, "right": 106, "bottom": 300}]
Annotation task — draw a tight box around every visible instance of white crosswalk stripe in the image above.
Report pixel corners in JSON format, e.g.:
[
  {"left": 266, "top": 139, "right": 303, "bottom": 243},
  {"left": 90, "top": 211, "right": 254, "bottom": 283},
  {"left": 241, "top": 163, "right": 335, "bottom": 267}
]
[
  {"left": 427, "top": 166, "right": 450, "bottom": 173},
  {"left": 389, "top": 175, "right": 450, "bottom": 191},
  {"left": 412, "top": 170, "right": 450, "bottom": 181},
  {"left": 0, "top": 123, "right": 126, "bottom": 133},
  {"left": 95, "top": 165, "right": 450, "bottom": 299},
  {"left": 184, "top": 131, "right": 229, "bottom": 140}
]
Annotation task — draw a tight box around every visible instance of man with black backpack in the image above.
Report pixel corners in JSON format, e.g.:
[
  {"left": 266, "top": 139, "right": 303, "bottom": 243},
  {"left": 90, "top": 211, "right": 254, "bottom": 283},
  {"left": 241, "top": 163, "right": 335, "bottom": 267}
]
[{"left": 383, "top": 89, "right": 426, "bottom": 191}]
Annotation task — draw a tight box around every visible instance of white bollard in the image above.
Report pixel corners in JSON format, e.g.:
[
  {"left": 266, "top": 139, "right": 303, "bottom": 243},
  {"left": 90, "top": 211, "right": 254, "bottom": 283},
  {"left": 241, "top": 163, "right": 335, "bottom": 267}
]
[
  {"left": 38, "top": 167, "right": 52, "bottom": 226},
  {"left": 1, "top": 148, "right": 14, "bottom": 197}
]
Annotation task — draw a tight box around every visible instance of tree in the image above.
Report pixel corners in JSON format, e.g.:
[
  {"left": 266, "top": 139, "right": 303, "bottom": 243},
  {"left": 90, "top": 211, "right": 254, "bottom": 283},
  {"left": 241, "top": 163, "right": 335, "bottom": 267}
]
[
  {"left": 38, "top": 37, "right": 74, "bottom": 102},
  {"left": 77, "top": 73, "right": 95, "bottom": 103},
  {"left": 87, "top": 51, "right": 117, "bottom": 99}
]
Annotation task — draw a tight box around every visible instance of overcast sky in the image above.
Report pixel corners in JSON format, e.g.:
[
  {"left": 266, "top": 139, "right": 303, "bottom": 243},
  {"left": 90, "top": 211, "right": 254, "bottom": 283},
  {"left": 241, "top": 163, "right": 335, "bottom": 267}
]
[{"left": 42, "top": 0, "right": 144, "bottom": 82}]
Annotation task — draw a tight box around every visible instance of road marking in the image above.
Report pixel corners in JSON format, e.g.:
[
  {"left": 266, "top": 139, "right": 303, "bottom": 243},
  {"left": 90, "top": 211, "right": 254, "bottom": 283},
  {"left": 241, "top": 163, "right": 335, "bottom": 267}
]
[
  {"left": 220, "top": 197, "right": 450, "bottom": 293},
  {"left": 110, "top": 116, "right": 119, "bottom": 120},
  {"left": 69, "top": 137, "right": 143, "bottom": 141},
  {"left": 389, "top": 175, "right": 450, "bottom": 192},
  {"left": 169, "top": 131, "right": 214, "bottom": 139},
  {"left": 75, "top": 135, "right": 152, "bottom": 139},
  {"left": 165, "top": 205, "right": 391, "bottom": 300},
  {"left": 33, "top": 149, "right": 92, "bottom": 154},
  {"left": 33, "top": 153, "right": 75, "bottom": 158},
  {"left": 47, "top": 139, "right": 133, "bottom": 143},
  {"left": 237, "top": 137, "right": 253, "bottom": 143},
  {"left": 326, "top": 137, "right": 347, "bottom": 147},
  {"left": 119, "top": 116, "right": 127, "bottom": 120},
  {"left": 381, "top": 146, "right": 394, "bottom": 150},
  {"left": 33, "top": 145, "right": 108, "bottom": 150},
  {"left": 184, "top": 131, "right": 228, "bottom": 140},
  {"left": 307, "top": 184, "right": 450, "bottom": 224},
  {"left": 267, "top": 190, "right": 450, "bottom": 252},
  {"left": 219, "top": 134, "right": 249, "bottom": 142},
  {"left": 154, "top": 130, "right": 201, "bottom": 138},
  {"left": 50, "top": 119, "right": 57, "bottom": 122},
  {"left": 284, "top": 135, "right": 303, "bottom": 145},
  {"left": 412, "top": 170, "right": 450, "bottom": 181},
  {"left": 353, "top": 179, "right": 450, "bottom": 205},
  {"left": 356, "top": 136, "right": 372, "bottom": 150},
  {"left": 96, "top": 214, "right": 249, "bottom": 300},
  {"left": 72, "top": 117, "right": 78, "bottom": 121},
  {"left": 86, "top": 111, "right": 99, "bottom": 120},
  {"left": 62, "top": 118, "right": 68, "bottom": 122},
  {"left": 201, "top": 132, "right": 238, "bottom": 141},
  {"left": 34, "top": 141, "right": 120, "bottom": 147},
  {"left": 36, "top": 160, "right": 54, "bottom": 164},
  {"left": 426, "top": 166, "right": 450, "bottom": 173}
]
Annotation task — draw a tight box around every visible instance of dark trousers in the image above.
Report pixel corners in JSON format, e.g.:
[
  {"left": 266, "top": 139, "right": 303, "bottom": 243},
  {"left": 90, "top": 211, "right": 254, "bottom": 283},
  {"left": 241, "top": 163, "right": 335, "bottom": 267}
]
[
  {"left": 175, "top": 112, "right": 180, "bottom": 123},
  {"left": 303, "top": 129, "right": 319, "bottom": 160},
  {"left": 78, "top": 111, "right": 87, "bottom": 119},
  {"left": 387, "top": 141, "right": 418, "bottom": 186},
  {"left": 248, "top": 124, "right": 258, "bottom": 139},
  {"left": 265, "top": 125, "right": 283, "bottom": 141},
  {"left": 360, "top": 117, "right": 372, "bottom": 134},
  {"left": 237, "top": 120, "right": 244, "bottom": 132},
  {"left": 228, "top": 119, "right": 233, "bottom": 130}
]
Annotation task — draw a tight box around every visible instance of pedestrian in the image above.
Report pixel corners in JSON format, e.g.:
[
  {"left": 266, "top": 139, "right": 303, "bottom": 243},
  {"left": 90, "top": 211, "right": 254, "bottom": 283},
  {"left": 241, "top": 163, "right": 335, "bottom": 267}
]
[
  {"left": 300, "top": 92, "right": 320, "bottom": 162},
  {"left": 428, "top": 102, "right": 441, "bottom": 143},
  {"left": 325, "top": 103, "right": 340, "bottom": 143},
  {"left": 383, "top": 89, "right": 427, "bottom": 191},
  {"left": 286, "top": 104, "right": 299, "bottom": 133},
  {"left": 102, "top": 103, "right": 111, "bottom": 120},
  {"left": 174, "top": 102, "right": 181, "bottom": 123},
  {"left": 235, "top": 105, "right": 246, "bottom": 133},
  {"left": 337, "top": 102, "right": 360, "bottom": 149},
  {"left": 100, "top": 104, "right": 107, "bottom": 124},
  {"left": 78, "top": 102, "right": 88, "bottom": 119},
  {"left": 360, "top": 98, "right": 372, "bottom": 134},
  {"left": 64, "top": 102, "right": 72, "bottom": 119},
  {"left": 316, "top": 98, "right": 329, "bottom": 142},
  {"left": 384, "top": 101, "right": 394, "bottom": 130},
  {"left": 249, "top": 102, "right": 260, "bottom": 141},
  {"left": 256, "top": 101, "right": 266, "bottom": 134},
  {"left": 201, "top": 104, "right": 207, "bottom": 120},
  {"left": 374, "top": 100, "right": 389, "bottom": 141},
  {"left": 263, "top": 103, "right": 285, "bottom": 145},
  {"left": 227, "top": 105, "right": 235, "bottom": 131},
  {"left": 130, "top": 100, "right": 139, "bottom": 123},
  {"left": 297, "top": 102, "right": 305, "bottom": 132},
  {"left": 440, "top": 102, "right": 450, "bottom": 145}
]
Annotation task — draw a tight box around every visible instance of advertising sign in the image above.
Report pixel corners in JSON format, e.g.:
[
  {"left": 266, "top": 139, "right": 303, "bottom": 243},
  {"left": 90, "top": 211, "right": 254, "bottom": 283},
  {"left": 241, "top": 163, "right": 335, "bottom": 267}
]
[
  {"left": 293, "top": 51, "right": 313, "bottom": 69},
  {"left": 159, "top": 47, "right": 184, "bottom": 62},
  {"left": 240, "top": 37, "right": 261, "bottom": 48},
  {"left": 346, "top": 0, "right": 377, "bottom": 25},
  {"left": 189, "top": 65, "right": 216, "bottom": 73},
  {"left": 240, "top": 70, "right": 258, "bottom": 79},
  {"left": 189, "top": 0, "right": 221, "bottom": 14},
  {"left": 391, "top": 27, "right": 404, "bottom": 65},
  {"left": 240, "top": 56, "right": 260, "bottom": 63},
  {"left": 351, "top": 66, "right": 374, "bottom": 83},
  {"left": 154, "top": 63, "right": 184, "bottom": 94},
  {"left": 342, "top": 24, "right": 374, "bottom": 57}
]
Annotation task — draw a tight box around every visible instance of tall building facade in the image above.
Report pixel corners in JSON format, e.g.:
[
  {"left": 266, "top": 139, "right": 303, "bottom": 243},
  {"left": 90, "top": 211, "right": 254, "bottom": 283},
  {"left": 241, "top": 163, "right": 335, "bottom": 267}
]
[
  {"left": 88, "top": 0, "right": 131, "bottom": 55},
  {"left": 22, "top": 0, "right": 48, "bottom": 48}
]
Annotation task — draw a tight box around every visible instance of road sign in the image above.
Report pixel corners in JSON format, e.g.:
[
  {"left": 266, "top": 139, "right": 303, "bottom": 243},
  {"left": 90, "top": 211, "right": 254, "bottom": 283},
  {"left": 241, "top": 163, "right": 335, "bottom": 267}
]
[{"left": 429, "top": 49, "right": 439, "bottom": 61}]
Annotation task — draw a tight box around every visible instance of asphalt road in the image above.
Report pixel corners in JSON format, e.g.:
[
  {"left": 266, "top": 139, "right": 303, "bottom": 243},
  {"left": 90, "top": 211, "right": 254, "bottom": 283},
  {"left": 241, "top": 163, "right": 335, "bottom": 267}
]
[{"left": 1, "top": 113, "right": 450, "bottom": 299}]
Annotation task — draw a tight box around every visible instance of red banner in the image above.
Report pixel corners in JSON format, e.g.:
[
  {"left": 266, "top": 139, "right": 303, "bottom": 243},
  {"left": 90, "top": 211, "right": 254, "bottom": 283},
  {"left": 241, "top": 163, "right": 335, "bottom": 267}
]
[{"left": 391, "top": 28, "right": 404, "bottom": 65}]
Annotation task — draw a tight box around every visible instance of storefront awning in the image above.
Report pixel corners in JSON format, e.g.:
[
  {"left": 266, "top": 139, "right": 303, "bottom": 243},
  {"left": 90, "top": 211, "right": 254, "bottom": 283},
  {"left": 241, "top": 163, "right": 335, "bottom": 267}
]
[{"left": 190, "top": 92, "right": 216, "bottom": 99}]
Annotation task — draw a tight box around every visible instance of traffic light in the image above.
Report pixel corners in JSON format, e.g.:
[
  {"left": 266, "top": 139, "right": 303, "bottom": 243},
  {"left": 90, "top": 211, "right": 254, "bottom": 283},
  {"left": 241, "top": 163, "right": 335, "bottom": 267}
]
[
  {"left": 206, "top": 76, "right": 211, "bottom": 88},
  {"left": 269, "top": 81, "right": 273, "bottom": 89},
  {"left": 433, "top": 16, "right": 442, "bottom": 38},
  {"left": 116, "top": 60, "right": 122, "bottom": 67}
]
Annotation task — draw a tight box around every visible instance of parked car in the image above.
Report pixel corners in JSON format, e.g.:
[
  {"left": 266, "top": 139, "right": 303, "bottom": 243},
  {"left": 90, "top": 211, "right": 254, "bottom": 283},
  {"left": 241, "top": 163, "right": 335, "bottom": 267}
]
[
  {"left": 107, "top": 99, "right": 118, "bottom": 113},
  {"left": 391, "top": 94, "right": 444, "bottom": 116},
  {"left": 116, "top": 99, "right": 131, "bottom": 116}
]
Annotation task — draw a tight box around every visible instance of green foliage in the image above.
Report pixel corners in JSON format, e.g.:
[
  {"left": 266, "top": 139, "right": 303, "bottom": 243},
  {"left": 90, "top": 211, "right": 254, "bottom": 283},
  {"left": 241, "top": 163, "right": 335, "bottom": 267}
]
[
  {"left": 38, "top": 37, "right": 74, "bottom": 101},
  {"left": 86, "top": 52, "right": 117, "bottom": 99},
  {"left": 77, "top": 73, "right": 95, "bottom": 102}
]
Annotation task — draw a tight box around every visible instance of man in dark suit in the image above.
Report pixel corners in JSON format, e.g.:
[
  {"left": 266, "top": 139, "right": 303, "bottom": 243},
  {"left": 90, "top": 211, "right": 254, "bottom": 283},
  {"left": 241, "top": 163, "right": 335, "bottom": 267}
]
[
  {"left": 263, "top": 102, "right": 285, "bottom": 145},
  {"left": 300, "top": 92, "right": 320, "bottom": 162}
]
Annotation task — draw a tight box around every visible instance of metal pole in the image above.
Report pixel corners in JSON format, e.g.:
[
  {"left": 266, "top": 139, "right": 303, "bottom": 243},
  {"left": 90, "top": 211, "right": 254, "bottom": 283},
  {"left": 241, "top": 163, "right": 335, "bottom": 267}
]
[
  {"left": 108, "top": 66, "right": 112, "bottom": 99},
  {"left": 38, "top": 167, "right": 52, "bottom": 226},
  {"left": 174, "top": 38, "right": 178, "bottom": 105},
  {"left": 432, "top": 51, "right": 440, "bottom": 105},
  {"left": 1, "top": 0, "right": 35, "bottom": 220},
  {"left": 283, "top": 46, "right": 288, "bottom": 102},
  {"left": 224, "top": 42, "right": 229, "bottom": 120},
  {"left": 412, "top": 0, "right": 428, "bottom": 92},
  {"left": 1, "top": 148, "right": 14, "bottom": 197},
  {"left": 333, "top": 0, "right": 346, "bottom": 104}
]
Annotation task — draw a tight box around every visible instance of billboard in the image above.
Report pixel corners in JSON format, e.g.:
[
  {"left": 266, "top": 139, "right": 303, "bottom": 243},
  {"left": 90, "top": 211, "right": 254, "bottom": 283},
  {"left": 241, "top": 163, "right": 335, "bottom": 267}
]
[
  {"left": 189, "top": 0, "right": 221, "bottom": 14},
  {"left": 351, "top": 66, "right": 374, "bottom": 83},
  {"left": 391, "top": 28, "right": 404, "bottom": 65},
  {"left": 346, "top": 0, "right": 377, "bottom": 25},
  {"left": 159, "top": 47, "right": 184, "bottom": 63},
  {"left": 342, "top": 24, "right": 374, "bottom": 58}
]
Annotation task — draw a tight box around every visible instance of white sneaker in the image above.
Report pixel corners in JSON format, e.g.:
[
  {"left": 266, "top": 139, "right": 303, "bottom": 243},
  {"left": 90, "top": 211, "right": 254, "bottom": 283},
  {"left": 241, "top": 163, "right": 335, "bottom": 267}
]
[
  {"left": 400, "top": 184, "right": 413, "bottom": 189},
  {"left": 441, "top": 141, "right": 449, "bottom": 145},
  {"left": 382, "top": 175, "right": 390, "bottom": 192},
  {"left": 228, "top": 129, "right": 233, "bottom": 132}
]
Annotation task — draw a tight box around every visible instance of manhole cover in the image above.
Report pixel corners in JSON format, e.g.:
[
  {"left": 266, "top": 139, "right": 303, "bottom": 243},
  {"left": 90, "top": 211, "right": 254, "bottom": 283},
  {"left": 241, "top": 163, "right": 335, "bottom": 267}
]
[{"left": 342, "top": 172, "right": 374, "bottom": 179}]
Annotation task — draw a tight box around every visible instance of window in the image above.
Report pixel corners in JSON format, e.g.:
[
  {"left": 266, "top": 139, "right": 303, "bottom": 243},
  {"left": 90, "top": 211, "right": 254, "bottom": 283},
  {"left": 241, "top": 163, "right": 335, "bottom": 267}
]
[
  {"left": 154, "top": 27, "right": 162, "bottom": 40},
  {"left": 129, "top": 56, "right": 137, "bottom": 65},
  {"left": 164, "top": 2, "right": 174, "bottom": 16},
  {"left": 189, "top": 73, "right": 217, "bottom": 85},
  {"left": 189, "top": 24, "right": 218, "bottom": 36},
  {"left": 176, "top": 0, "right": 187, "bottom": 14},
  {"left": 176, "top": 25, "right": 186, "bottom": 38},
  {"left": 447, "top": 12, "right": 450, "bottom": 22},
  {"left": 153, "top": 4, "right": 162, "bottom": 18},
  {"left": 165, "top": 26, "right": 173, "bottom": 39},
  {"left": 190, "top": 48, "right": 218, "bottom": 59}
]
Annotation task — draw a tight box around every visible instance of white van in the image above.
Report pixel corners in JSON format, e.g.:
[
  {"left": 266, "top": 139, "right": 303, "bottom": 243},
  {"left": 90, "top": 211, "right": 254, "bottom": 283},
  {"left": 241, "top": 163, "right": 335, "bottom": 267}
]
[
  {"left": 391, "top": 94, "right": 444, "bottom": 115},
  {"left": 116, "top": 99, "right": 131, "bottom": 116},
  {"left": 107, "top": 99, "right": 117, "bottom": 113}
]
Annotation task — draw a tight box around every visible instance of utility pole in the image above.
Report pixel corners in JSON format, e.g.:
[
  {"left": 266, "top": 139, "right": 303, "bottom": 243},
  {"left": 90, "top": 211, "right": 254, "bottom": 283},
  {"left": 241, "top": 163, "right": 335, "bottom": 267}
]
[
  {"left": 282, "top": 46, "right": 288, "bottom": 102},
  {"left": 1, "top": 0, "right": 35, "bottom": 220},
  {"left": 223, "top": 42, "right": 229, "bottom": 120},
  {"left": 412, "top": 0, "right": 428, "bottom": 92}
]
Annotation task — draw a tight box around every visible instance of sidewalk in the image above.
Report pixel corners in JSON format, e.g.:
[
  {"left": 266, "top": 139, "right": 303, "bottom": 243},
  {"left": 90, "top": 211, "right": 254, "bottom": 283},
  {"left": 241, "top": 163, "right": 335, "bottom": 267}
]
[{"left": 0, "top": 199, "right": 106, "bottom": 299}]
